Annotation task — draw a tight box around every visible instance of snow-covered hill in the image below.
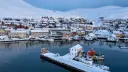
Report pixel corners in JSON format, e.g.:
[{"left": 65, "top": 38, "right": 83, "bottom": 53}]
[
  {"left": 66, "top": 6, "right": 128, "bottom": 20},
  {"left": 0, "top": 0, "right": 68, "bottom": 19},
  {"left": 0, "top": 0, "right": 128, "bottom": 20}
]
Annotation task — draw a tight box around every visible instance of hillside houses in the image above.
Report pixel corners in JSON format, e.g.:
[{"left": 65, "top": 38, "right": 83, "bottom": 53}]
[{"left": 0, "top": 16, "right": 127, "bottom": 41}]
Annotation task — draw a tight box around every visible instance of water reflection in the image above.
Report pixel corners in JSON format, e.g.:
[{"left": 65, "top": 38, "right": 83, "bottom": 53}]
[
  {"left": 0, "top": 40, "right": 128, "bottom": 72},
  {"left": 0, "top": 40, "right": 127, "bottom": 52}
]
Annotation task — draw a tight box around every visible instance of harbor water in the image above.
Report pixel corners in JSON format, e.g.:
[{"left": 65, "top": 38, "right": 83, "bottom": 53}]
[{"left": 0, "top": 40, "right": 128, "bottom": 72}]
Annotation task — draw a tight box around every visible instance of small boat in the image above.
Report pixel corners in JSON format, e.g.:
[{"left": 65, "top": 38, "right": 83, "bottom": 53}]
[
  {"left": 120, "top": 46, "right": 128, "bottom": 49},
  {"left": 47, "top": 38, "right": 54, "bottom": 42},
  {"left": 38, "top": 36, "right": 54, "bottom": 42},
  {"left": 94, "top": 30, "right": 111, "bottom": 39},
  {"left": 0, "top": 35, "right": 11, "bottom": 42},
  {"left": 41, "top": 48, "right": 49, "bottom": 54},
  {"left": 107, "top": 37, "right": 118, "bottom": 42},
  {"left": 11, "top": 37, "right": 21, "bottom": 41},
  {"left": 106, "top": 34, "right": 118, "bottom": 42},
  {"left": 38, "top": 36, "right": 48, "bottom": 41},
  {"left": 29, "top": 37, "right": 38, "bottom": 41},
  {"left": 72, "top": 35, "right": 81, "bottom": 41}
]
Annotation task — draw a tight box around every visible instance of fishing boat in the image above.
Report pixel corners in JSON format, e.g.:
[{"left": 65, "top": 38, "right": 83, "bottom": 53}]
[
  {"left": 38, "top": 36, "right": 48, "bottom": 41},
  {"left": 94, "top": 30, "right": 112, "bottom": 39},
  {"left": 0, "top": 35, "right": 11, "bottom": 42},
  {"left": 72, "top": 35, "right": 81, "bottom": 41},
  {"left": 120, "top": 46, "right": 128, "bottom": 49},
  {"left": 38, "top": 36, "right": 54, "bottom": 42},
  {"left": 40, "top": 44, "right": 109, "bottom": 72},
  {"left": 84, "top": 33, "right": 97, "bottom": 41},
  {"left": 106, "top": 34, "right": 119, "bottom": 42},
  {"left": 11, "top": 37, "right": 21, "bottom": 41}
]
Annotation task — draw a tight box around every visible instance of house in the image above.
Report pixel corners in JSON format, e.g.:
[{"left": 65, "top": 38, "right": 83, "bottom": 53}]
[
  {"left": 30, "top": 28, "right": 49, "bottom": 38},
  {"left": 0, "top": 20, "right": 2, "bottom": 25},
  {"left": 10, "top": 30, "right": 27, "bottom": 38},
  {"left": 0, "top": 29, "right": 9, "bottom": 35},
  {"left": 50, "top": 28, "right": 70, "bottom": 36},
  {"left": 49, "top": 28, "right": 70, "bottom": 40},
  {"left": 70, "top": 44, "right": 84, "bottom": 58},
  {"left": 84, "top": 25, "right": 94, "bottom": 34},
  {"left": 85, "top": 25, "right": 93, "bottom": 31},
  {"left": 113, "top": 31, "right": 124, "bottom": 38},
  {"left": 41, "top": 17, "right": 48, "bottom": 27},
  {"left": 61, "top": 32, "right": 72, "bottom": 40}
]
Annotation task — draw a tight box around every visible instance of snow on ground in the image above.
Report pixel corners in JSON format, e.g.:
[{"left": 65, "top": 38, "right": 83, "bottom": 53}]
[{"left": 43, "top": 53, "right": 109, "bottom": 72}]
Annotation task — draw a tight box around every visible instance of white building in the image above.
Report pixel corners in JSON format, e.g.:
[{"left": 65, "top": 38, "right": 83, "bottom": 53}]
[{"left": 70, "top": 44, "right": 84, "bottom": 58}]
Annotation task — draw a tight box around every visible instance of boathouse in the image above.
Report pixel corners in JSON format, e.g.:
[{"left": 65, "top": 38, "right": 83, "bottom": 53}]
[{"left": 70, "top": 44, "right": 84, "bottom": 58}]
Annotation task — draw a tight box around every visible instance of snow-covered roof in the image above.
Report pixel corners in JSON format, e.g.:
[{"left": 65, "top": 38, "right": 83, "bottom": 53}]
[
  {"left": 30, "top": 28, "right": 49, "bottom": 32},
  {"left": 113, "top": 31, "right": 122, "bottom": 34},
  {"left": 94, "top": 30, "right": 112, "bottom": 36},
  {"left": 123, "top": 31, "right": 128, "bottom": 35},
  {"left": 111, "top": 34, "right": 117, "bottom": 38},
  {"left": 31, "top": 29, "right": 42, "bottom": 32},
  {"left": 70, "top": 44, "right": 83, "bottom": 50},
  {"left": 93, "top": 22, "right": 102, "bottom": 27},
  {"left": 42, "top": 28, "right": 49, "bottom": 32},
  {"left": 88, "top": 33, "right": 96, "bottom": 37},
  {"left": 10, "top": 30, "right": 27, "bottom": 33}
]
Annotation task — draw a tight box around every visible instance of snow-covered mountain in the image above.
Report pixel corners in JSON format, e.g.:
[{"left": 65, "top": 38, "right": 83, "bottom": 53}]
[
  {"left": 0, "top": 0, "right": 67, "bottom": 19},
  {"left": 0, "top": 0, "right": 128, "bottom": 20},
  {"left": 66, "top": 6, "right": 128, "bottom": 20}
]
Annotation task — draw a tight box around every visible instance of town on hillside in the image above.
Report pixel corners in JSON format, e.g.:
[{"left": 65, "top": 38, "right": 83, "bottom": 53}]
[{"left": 0, "top": 17, "right": 127, "bottom": 42}]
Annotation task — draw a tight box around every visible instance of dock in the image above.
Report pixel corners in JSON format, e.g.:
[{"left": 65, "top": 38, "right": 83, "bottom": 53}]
[
  {"left": 40, "top": 53, "right": 85, "bottom": 72},
  {"left": 40, "top": 52, "right": 109, "bottom": 72}
]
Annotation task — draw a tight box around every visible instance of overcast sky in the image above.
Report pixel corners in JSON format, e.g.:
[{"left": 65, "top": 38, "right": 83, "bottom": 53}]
[{"left": 26, "top": 0, "right": 128, "bottom": 11}]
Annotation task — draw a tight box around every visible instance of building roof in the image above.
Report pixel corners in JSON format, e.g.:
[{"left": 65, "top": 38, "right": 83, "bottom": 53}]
[
  {"left": 10, "top": 30, "right": 27, "bottom": 33},
  {"left": 31, "top": 28, "right": 49, "bottom": 32},
  {"left": 94, "top": 30, "right": 112, "bottom": 36},
  {"left": 31, "top": 29, "right": 42, "bottom": 32},
  {"left": 60, "top": 31, "right": 71, "bottom": 34},
  {"left": 88, "top": 33, "right": 96, "bottom": 37},
  {"left": 70, "top": 44, "right": 83, "bottom": 50}
]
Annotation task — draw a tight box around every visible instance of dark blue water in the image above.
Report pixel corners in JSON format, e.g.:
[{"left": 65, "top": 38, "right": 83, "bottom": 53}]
[{"left": 0, "top": 40, "right": 128, "bottom": 72}]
